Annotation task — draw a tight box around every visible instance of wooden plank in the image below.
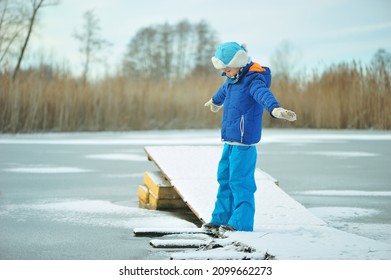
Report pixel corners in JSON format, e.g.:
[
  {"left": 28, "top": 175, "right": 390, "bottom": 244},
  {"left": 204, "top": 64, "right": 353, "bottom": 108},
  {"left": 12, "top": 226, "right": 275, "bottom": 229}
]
[
  {"left": 143, "top": 171, "right": 181, "bottom": 199},
  {"left": 133, "top": 227, "right": 205, "bottom": 237},
  {"left": 137, "top": 185, "right": 149, "bottom": 203},
  {"left": 144, "top": 147, "right": 173, "bottom": 181},
  {"left": 150, "top": 239, "right": 210, "bottom": 248},
  {"left": 149, "top": 191, "right": 188, "bottom": 210}
]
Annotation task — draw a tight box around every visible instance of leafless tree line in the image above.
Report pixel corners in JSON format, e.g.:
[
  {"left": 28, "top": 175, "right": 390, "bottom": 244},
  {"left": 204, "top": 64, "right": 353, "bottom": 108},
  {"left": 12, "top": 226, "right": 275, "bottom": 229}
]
[
  {"left": 1, "top": 1, "right": 218, "bottom": 83},
  {"left": 122, "top": 20, "right": 218, "bottom": 80}
]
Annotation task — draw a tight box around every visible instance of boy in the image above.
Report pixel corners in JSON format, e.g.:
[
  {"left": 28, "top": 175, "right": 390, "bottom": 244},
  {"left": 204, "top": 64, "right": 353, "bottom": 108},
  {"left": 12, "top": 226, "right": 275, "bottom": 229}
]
[{"left": 203, "top": 42, "right": 296, "bottom": 233}]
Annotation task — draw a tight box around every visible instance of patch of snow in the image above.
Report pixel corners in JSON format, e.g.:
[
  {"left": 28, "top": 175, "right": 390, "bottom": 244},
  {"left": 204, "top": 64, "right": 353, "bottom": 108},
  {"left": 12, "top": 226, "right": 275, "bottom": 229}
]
[
  {"left": 261, "top": 150, "right": 379, "bottom": 157},
  {"left": 0, "top": 199, "right": 196, "bottom": 229},
  {"left": 307, "top": 151, "right": 378, "bottom": 158},
  {"left": 308, "top": 207, "right": 380, "bottom": 221},
  {"left": 330, "top": 223, "right": 391, "bottom": 244},
  {"left": 226, "top": 226, "right": 391, "bottom": 259},
  {"left": 150, "top": 238, "right": 212, "bottom": 248},
  {"left": 85, "top": 153, "right": 147, "bottom": 161},
  {"left": 2, "top": 166, "right": 93, "bottom": 174},
  {"left": 171, "top": 240, "right": 265, "bottom": 260}
]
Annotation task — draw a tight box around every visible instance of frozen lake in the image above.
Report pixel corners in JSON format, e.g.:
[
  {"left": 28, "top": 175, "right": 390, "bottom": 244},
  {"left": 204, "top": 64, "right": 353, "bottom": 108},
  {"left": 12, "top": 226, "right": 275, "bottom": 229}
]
[{"left": 0, "top": 129, "right": 390, "bottom": 259}]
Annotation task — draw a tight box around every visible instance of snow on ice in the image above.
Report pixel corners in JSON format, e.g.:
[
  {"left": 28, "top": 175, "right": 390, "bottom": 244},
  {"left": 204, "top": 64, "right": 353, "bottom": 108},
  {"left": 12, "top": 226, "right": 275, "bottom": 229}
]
[{"left": 2, "top": 166, "right": 93, "bottom": 174}]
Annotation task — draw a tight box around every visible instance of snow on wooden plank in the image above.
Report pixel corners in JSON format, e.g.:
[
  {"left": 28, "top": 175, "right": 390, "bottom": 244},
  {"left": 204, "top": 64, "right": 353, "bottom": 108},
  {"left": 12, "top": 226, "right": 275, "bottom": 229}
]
[
  {"left": 170, "top": 250, "right": 266, "bottom": 260},
  {"left": 133, "top": 227, "right": 205, "bottom": 237},
  {"left": 144, "top": 171, "right": 171, "bottom": 187},
  {"left": 227, "top": 225, "right": 391, "bottom": 260},
  {"left": 144, "top": 146, "right": 218, "bottom": 181},
  {"left": 150, "top": 239, "right": 211, "bottom": 248},
  {"left": 144, "top": 145, "right": 325, "bottom": 227},
  {"left": 144, "top": 171, "right": 181, "bottom": 200}
]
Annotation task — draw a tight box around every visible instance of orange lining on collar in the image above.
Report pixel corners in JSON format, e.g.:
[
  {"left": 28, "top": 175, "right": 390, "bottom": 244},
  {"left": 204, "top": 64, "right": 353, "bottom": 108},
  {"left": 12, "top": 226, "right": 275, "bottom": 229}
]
[{"left": 249, "top": 62, "right": 266, "bottom": 72}]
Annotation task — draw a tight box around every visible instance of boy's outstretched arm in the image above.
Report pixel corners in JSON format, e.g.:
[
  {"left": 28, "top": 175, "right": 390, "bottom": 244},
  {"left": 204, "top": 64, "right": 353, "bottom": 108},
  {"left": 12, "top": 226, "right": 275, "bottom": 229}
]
[{"left": 250, "top": 76, "right": 297, "bottom": 122}]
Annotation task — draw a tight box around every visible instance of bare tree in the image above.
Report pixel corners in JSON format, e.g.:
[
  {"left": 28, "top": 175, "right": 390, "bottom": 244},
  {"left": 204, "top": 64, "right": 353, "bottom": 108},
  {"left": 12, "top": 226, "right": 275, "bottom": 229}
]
[
  {"left": 0, "top": 0, "right": 24, "bottom": 70},
  {"left": 270, "top": 41, "right": 299, "bottom": 81},
  {"left": 12, "top": 0, "right": 59, "bottom": 81},
  {"left": 371, "top": 49, "right": 391, "bottom": 95},
  {"left": 74, "top": 9, "right": 110, "bottom": 83},
  {"left": 194, "top": 20, "right": 217, "bottom": 74},
  {"left": 174, "top": 20, "right": 192, "bottom": 78},
  {"left": 123, "top": 26, "right": 157, "bottom": 78},
  {"left": 159, "top": 22, "right": 173, "bottom": 80},
  {"left": 371, "top": 49, "right": 391, "bottom": 75}
]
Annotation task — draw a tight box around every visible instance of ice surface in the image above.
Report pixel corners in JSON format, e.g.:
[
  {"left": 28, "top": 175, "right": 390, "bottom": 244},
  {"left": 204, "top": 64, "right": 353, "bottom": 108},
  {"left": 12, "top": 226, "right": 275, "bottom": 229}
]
[
  {"left": 1, "top": 130, "right": 390, "bottom": 146},
  {"left": 102, "top": 173, "right": 144, "bottom": 178},
  {"left": 297, "top": 190, "right": 391, "bottom": 197},
  {"left": 1, "top": 130, "right": 390, "bottom": 260}
]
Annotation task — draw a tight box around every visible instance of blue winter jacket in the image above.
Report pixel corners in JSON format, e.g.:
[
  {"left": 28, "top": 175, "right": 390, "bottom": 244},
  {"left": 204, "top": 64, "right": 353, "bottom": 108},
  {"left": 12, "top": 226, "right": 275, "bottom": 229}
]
[{"left": 212, "top": 62, "right": 281, "bottom": 145}]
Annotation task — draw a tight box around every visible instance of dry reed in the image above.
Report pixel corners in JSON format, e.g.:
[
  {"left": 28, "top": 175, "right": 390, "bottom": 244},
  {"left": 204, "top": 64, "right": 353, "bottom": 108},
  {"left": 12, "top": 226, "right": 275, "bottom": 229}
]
[{"left": 1, "top": 60, "right": 390, "bottom": 133}]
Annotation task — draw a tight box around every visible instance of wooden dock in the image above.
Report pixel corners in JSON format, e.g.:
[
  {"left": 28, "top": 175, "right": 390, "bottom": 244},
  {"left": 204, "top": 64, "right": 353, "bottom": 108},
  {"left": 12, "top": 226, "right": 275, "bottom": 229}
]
[{"left": 140, "top": 145, "right": 325, "bottom": 227}]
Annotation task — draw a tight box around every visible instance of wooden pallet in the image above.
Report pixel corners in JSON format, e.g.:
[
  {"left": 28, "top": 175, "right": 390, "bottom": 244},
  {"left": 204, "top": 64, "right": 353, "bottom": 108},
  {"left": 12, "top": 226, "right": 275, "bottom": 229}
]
[{"left": 138, "top": 171, "right": 188, "bottom": 210}]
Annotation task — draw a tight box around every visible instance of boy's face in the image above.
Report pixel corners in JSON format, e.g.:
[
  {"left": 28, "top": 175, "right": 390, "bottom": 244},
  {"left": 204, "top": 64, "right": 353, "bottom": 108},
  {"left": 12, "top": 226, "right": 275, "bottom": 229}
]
[{"left": 223, "top": 67, "right": 240, "bottom": 78}]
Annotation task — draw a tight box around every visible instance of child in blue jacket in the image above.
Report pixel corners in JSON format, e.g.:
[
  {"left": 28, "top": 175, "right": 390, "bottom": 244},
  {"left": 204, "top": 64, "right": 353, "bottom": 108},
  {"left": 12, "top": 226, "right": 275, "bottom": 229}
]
[{"left": 203, "top": 42, "right": 296, "bottom": 233}]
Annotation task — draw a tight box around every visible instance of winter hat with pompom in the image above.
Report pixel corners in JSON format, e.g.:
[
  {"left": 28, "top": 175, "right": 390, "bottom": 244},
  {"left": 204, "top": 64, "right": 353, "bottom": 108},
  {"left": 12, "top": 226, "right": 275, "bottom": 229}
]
[{"left": 211, "top": 42, "right": 250, "bottom": 69}]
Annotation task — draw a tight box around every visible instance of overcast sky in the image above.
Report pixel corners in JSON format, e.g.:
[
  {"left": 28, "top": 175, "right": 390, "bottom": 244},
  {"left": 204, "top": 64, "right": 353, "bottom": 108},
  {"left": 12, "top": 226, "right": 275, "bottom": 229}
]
[{"left": 29, "top": 0, "right": 391, "bottom": 77}]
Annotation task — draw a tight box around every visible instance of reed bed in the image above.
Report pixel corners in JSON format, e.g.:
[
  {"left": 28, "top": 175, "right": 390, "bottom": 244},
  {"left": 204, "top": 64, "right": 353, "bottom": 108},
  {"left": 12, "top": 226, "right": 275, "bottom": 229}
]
[{"left": 1, "top": 61, "right": 390, "bottom": 133}]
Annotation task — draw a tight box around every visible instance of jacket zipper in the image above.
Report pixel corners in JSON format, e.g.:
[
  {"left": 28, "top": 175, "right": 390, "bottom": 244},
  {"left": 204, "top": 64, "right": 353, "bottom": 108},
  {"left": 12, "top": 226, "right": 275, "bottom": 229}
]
[{"left": 240, "top": 115, "right": 245, "bottom": 143}]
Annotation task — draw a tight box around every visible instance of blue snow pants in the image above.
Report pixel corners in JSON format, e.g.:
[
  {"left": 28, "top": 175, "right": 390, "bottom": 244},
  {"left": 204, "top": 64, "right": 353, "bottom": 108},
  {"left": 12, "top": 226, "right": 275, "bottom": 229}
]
[{"left": 210, "top": 143, "right": 257, "bottom": 231}]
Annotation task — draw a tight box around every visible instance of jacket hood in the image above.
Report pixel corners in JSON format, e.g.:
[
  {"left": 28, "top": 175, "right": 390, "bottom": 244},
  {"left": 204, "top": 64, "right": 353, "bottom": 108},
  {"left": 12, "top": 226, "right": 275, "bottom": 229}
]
[{"left": 248, "top": 62, "right": 271, "bottom": 88}]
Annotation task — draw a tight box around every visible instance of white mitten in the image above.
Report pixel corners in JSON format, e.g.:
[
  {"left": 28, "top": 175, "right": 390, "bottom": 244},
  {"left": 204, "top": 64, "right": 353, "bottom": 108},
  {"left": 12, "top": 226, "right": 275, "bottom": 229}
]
[
  {"left": 204, "top": 98, "right": 222, "bottom": 112},
  {"left": 272, "top": 107, "right": 297, "bottom": 121}
]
